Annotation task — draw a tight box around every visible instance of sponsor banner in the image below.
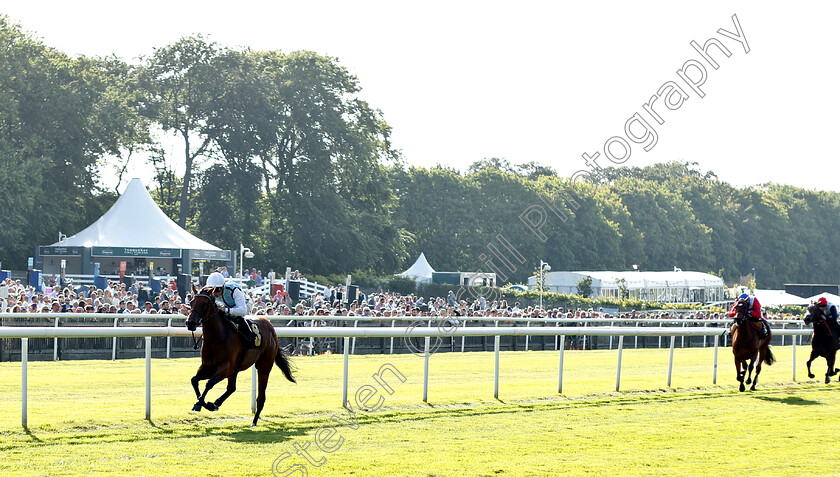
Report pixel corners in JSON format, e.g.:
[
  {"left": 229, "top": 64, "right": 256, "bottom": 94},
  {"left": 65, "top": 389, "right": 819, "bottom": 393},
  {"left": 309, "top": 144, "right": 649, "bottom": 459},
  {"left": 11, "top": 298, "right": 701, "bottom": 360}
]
[
  {"left": 92, "top": 247, "right": 182, "bottom": 258},
  {"left": 189, "top": 249, "right": 232, "bottom": 260},
  {"left": 39, "top": 246, "right": 82, "bottom": 256}
]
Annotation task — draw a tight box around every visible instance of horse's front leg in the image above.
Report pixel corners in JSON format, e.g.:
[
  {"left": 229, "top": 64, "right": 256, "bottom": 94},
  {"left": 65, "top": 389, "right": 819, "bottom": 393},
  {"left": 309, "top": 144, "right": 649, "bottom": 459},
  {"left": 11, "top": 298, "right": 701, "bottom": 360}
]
[
  {"left": 191, "top": 365, "right": 215, "bottom": 411},
  {"left": 745, "top": 357, "right": 756, "bottom": 385},
  {"left": 807, "top": 349, "right": 818, "bottom": 379},
  {"left": 210, "top": 373, "right": 239, "bottom": 411},
  {"left": 735, "top": 357, "right": 746, "bottom": 392},
  {"left": 194, "top": 366, "right": 230, "bottom": 412}
]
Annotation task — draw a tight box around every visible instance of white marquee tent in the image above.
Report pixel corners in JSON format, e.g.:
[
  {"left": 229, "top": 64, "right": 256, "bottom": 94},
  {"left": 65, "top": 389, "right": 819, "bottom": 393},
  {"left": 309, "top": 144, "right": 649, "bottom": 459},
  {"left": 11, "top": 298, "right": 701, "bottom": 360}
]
[
  {"left": 52, "top": 178, "right": 221, "bottom": 250},
  {"left": 397, "top": 253, "right": 435, "bottom": 284}
]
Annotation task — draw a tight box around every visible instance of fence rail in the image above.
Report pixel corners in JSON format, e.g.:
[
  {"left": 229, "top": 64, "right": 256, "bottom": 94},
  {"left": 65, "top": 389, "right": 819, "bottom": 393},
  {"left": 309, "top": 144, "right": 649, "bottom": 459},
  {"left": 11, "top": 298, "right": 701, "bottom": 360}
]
[{"left": 4, "top": 322, "right": 813, "bottom": 428}]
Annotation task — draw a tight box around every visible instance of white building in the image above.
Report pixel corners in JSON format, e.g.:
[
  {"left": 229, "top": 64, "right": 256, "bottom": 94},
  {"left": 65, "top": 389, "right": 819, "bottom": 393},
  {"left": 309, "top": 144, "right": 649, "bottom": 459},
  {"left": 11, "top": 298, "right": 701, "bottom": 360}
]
[{"left": 528, "top": 270, "right": 726, "bottom": 304}]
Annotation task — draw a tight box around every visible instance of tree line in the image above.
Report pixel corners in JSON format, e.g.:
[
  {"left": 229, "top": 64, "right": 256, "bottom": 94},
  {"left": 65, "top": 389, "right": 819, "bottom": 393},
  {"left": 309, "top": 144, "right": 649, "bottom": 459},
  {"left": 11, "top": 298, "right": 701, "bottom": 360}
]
[{"left": 0, "top": 17, "right": 835, "bottom": 289}]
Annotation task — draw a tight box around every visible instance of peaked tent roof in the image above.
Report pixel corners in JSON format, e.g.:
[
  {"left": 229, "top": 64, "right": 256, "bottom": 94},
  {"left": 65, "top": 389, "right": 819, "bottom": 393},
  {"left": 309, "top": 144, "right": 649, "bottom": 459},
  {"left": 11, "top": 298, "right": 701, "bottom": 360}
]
[
  {"left": 753, "top": 289, "right": 810, "bottom": 307},
  {"left": 51, "top": 178, "right": 222, "bottom": 251},
  {"left": 397, "top": 253, "right": 436, "bottom": 283}
]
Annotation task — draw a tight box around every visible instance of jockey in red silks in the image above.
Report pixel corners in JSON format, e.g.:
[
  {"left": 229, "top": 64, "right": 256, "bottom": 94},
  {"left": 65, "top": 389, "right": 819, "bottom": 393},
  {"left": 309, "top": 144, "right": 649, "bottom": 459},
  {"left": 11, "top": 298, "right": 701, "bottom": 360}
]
[{"left": 728, "top": 292, "right": 768, "bottom": 338}]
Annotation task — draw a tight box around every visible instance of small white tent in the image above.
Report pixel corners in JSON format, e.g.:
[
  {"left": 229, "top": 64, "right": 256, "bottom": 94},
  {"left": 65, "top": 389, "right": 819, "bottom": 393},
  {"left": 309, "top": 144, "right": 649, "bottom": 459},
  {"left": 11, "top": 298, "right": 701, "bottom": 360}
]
[
  {"left": 806, "top": 293, "right": 840, "bottom": 305},
  {"left": 753, "top": 289, "right": 810, "bottom": 307},
  {"left": 397, "top": 253, "right": 435, "bottom": 284}
]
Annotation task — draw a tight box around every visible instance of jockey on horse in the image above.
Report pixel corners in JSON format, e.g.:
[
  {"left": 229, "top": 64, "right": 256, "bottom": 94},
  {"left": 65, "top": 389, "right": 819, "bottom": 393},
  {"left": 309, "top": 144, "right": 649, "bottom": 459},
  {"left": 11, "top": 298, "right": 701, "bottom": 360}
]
[
  {"left": 728, "top": 292, "right": 769, "bottom": 338},
  {"left": 817, "top": 296, "right": 840, "bottom": 347},
  {"left": 205, "top": 272, "right": 261, "bottom": 348}
]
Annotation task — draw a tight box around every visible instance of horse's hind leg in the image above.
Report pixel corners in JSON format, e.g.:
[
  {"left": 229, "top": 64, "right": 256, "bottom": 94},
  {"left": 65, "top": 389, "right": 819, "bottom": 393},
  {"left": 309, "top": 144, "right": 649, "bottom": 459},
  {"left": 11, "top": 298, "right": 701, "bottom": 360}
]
[
  {"left": 750, "top": 358, "right": 762, "bottom": 391},
  {"left": 252, "top": 355, "right": 275, "bottom": 426}
]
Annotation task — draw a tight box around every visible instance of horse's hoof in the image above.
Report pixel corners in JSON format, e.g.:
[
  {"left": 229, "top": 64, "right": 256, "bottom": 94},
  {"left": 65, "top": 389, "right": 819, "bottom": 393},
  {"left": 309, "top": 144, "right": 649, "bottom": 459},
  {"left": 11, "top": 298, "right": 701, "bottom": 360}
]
[
  {"left": 750, "top": 386, "right": 756, "bottom": 391},
  {"left": 808, "top": 373, "right": 815, "bottom": 379},
  {"left": 745, "top": 378, "right": 751, "bottom": 385},
  {"left": 204, "top": 402, "right": 218, "bottom": 411},
  {"left": 826, "top": 376, "right": 831, "bottom": 384},
  {"left": 192, "top": 403, "right": 202, "bottom": 412},
  {"left": 739, "top": 382, "right": 745, "bottom": 392}
]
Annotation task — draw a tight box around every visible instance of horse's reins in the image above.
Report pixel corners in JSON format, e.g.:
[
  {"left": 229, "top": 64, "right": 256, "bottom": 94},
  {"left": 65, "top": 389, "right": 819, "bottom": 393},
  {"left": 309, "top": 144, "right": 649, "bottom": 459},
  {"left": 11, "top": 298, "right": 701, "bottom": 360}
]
[{"left": 189, "top": 293, "right": 217, "bottom": 351}]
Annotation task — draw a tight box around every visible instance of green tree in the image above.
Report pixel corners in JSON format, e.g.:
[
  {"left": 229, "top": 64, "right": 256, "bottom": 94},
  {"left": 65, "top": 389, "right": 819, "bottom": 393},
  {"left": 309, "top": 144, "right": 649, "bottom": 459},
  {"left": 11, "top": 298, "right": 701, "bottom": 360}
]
[
  {"left": 577, "top": 275, "right": 593, "bottom": 298},
  {"left": 138, "top": 35, "right": 219, "bottom": 228}
]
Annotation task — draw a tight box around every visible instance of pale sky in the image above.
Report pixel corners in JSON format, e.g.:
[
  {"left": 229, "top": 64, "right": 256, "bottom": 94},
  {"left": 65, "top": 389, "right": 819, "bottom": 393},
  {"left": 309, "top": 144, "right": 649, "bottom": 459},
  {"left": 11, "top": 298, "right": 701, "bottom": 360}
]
[{"left": 4, "top": 1, "right": 839, "bottom": 191}]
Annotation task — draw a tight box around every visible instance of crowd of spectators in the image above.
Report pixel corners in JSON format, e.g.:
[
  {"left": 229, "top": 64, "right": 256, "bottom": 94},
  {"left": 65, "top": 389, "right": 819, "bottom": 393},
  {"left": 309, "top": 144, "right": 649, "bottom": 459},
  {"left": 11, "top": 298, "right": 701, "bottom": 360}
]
[
  {"left": 1, "top": 278, "right": 189, "bottom": 315},
  {"left": 0, "top": 276, "right": 801, "bottom": 324}
]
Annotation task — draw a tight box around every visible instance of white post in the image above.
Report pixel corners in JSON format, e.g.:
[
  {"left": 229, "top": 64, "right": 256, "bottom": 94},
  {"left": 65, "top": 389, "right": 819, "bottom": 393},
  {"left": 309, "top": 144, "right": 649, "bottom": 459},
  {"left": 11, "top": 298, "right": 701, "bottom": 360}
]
[
  {"left": 635, "top": 321, "right": 639, "bottom": 349},
  {"left": 582, "top": 322, "right": 587, "bottom": 350},
  {"left": 21, "top": 337, "right": 28, "bottom": 428},
  {"left": 166, "top": 319, "right": 172, "bottom": 359},
  {"left": 389, "top": 320, "right": 395, "bottom": 354},
  {"left": 251, "top": 365, "right": 257, "bottom": 413},
  {"left": 342, "top": 337, "right": 350, "bottom": 408},
  {"left": 792, "top": 333, "right": 797, "bottom": 382},
  {"left": 53, "top": 317, "right": 59, "bottom": 361},
  {"left": 667, "top": 336, "right": 676, "bottom": 387},
  {"left": 112, "top": 317, "right": 119, "bottom": 360},
  {"left": 351, "top": 320, "right": 358, "bottom": 355},
  {"left": 713, "top": 333, "right": 719, "bottom": 384},
  {"left": 145, "top": 336, "right": 151, "bottom": 420},
  {"left": 525, "top": 321, "right": 530, "bottom": 351},
  {"left": 681, "top": 322, "right": 686, "bottom": 348},
  {"left": 703, "top": 322, "right": 708, "bottom": 348},
  {"left": 558, "top": 335, "right": 565, "bottom": 394},
  {"left": 658, "top": 322, "right": 663, "bottom": 348},
  {"left": 615, "top": 335, "right": 624, "bottom": 392},
  {"left": 494, "top": 335, "right": 500, "bottom": 399},
  {"left": 422, "top": 337, "right": 430, "bottom": 403},
  {"left": 461, "top": 320, "right": 466, "bottom": 353},
  {"left": 780, "top": 323, "right": 785, "bottom": 346},
  {"left": 609, "top": 322, "right": 614, "bottom": 350}
]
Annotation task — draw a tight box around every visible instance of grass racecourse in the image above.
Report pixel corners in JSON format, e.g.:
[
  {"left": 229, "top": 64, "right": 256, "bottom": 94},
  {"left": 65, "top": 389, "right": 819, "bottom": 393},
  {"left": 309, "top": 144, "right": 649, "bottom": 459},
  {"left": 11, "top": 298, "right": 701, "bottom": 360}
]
[{"left": 2, "top": 344, "right": 840, "bottom": 476}]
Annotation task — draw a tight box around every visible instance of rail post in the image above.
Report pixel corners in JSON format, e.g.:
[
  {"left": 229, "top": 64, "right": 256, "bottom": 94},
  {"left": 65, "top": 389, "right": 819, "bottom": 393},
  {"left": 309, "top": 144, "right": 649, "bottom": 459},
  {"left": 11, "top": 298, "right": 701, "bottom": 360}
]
[
  {"left": 494, "top": 335, "right": 500, "bottom": 399},
  {"left": 423, "top": 337, "right": 430, "bottom": 403},
  {"left": 166, "top": 318, "right": 172, "bottom": 359},
  {"left": 22, "top": 337, "right": 28, "bottom": 428},
  {"left": 558, "top": 335, "right": 565, "bottom": 393},
  {"left": 615, "top": 335, "right": 624, "bottom": 392},
  {"left": 145, "top": 336, "right": 151, "bottom": 420},
  {"left": 53, "top": 317, "right": 59, "bottom": 361},
  {"left": 112, "top": 317, "right": 119, "bottom": 360},
  {"left": 713, "top": 333, "right": 719, "bottom": 384},
  {"left": 792, "top": 334, "right": 797, "bottom": 382},
  {"left": 667, "top": 335, "right": 676, "bottom": 387},
  {"left": 342, "top": 337, "right": 350, "bottom": 408}
]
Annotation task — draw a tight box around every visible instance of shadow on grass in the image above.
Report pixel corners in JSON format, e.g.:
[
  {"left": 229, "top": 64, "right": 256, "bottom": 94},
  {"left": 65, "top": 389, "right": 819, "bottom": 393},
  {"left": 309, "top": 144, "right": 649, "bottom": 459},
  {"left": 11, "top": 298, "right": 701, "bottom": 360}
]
[
  {"left": 753, "top": 396, "right": 821, "bottom": 406},
  {"left": 23, "top": 426, "right": 42, "bottom": 442}
]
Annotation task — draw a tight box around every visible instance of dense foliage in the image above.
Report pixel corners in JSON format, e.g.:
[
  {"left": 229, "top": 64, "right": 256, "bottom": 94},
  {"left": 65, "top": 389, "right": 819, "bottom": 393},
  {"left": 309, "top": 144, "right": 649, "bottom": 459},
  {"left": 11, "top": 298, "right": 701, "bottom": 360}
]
[{"left": 1, "top": 18, "right": 836, "bottom": 290}]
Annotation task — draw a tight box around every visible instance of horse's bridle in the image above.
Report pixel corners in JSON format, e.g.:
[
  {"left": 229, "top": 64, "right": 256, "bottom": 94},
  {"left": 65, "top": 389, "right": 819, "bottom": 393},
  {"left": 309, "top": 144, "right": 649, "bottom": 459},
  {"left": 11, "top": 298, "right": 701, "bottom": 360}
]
[{"left": 187, "top": 292, "right": 218, "bottom": 349}]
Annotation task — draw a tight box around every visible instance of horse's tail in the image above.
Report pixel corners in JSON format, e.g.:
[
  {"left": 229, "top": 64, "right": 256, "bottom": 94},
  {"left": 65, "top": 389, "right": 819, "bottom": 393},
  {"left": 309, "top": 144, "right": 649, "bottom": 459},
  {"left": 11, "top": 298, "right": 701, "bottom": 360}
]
[
  {"left": 764, "top": 346, "right": 776, "bottom": 366},
  {"left": 275, "top": 342, "right": 296, "bottom": 383}
]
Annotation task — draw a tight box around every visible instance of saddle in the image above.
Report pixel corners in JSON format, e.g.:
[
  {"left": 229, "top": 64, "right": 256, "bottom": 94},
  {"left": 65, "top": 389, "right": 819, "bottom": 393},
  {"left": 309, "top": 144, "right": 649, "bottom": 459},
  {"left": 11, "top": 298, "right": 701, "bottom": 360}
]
[
  {"left": 745, "top": 317, "right": 769, "bottom": 338},
  {"left": 224, "top": 315, "right": 262, "bottom": 347}
]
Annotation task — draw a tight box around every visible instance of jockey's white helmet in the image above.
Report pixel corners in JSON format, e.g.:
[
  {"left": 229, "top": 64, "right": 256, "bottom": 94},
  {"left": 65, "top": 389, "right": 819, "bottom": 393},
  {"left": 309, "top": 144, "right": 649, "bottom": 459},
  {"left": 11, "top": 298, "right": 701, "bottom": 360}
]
[{"left": 206, "top": 272, "right": 225, "bottom": 288}]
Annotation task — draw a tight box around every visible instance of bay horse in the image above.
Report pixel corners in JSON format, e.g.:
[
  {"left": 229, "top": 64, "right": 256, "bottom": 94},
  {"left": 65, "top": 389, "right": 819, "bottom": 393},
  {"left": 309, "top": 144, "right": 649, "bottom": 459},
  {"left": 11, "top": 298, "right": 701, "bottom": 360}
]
[
  {"left": 731, "top": 299, "right": 775, "bottom": 391},
  {"left": 803, "top": 303, "right": 840, "bottom": 383},
  {"left": 185, "top": 287, "right": 295, "bottom": 426}
]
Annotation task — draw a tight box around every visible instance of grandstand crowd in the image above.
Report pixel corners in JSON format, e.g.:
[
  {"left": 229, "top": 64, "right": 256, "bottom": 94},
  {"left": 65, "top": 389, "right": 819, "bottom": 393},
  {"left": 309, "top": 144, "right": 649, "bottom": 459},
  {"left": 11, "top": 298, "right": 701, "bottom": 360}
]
[{"left": 0, "top": 276, "right": 801, "bottom": 323}]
